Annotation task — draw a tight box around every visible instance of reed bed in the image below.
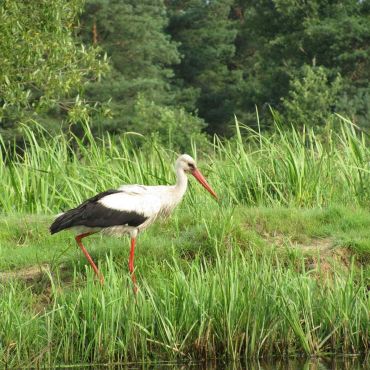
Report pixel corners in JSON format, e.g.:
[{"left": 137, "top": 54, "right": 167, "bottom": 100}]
[
  {"left": 0, "top": 117, "right": 369, "bottom": 213},
  {"left": 0, "top": 251, "right": 368, "bottom": 367},
  {"left": 0, "top": 117, "right": 369, "bottom": 366}
]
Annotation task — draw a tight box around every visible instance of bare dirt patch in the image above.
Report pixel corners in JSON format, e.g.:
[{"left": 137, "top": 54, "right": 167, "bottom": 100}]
[
  {"left": 261, "top": 231, "right": 351, "bottom": 278},
  {"left": 0, "top": 264, "right": 51, "bottom": 283},
  {"left": 263, "top": 232, "right": 333, "bottom": 253}
]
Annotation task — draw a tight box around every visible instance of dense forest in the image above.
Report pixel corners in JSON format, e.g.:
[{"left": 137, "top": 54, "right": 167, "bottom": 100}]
[
  {"left": 0, "top": 2, "right": 369, "bottom": 366},
  {"left": 1, "top": 0, "right": 370, "bottom": 146}
]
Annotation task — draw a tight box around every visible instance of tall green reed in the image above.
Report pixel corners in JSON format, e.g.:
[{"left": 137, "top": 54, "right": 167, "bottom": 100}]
[
  {"left": 0, "top": 116, "right": 369, "bottom": 214},
  {"left": 213, "top": 117, "right": 369, "bottom": 207},
  {"left": 0, "top": 252, "right": 368, "bottom": 367}
]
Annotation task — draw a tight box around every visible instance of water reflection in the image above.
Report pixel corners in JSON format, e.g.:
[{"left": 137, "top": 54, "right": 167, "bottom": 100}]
[{"left": 69, "top": 356, "right": 368, "bottom": 370}]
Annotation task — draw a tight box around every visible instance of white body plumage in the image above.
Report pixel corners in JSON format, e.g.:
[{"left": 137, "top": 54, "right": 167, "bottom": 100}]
[{"left": 50, "top": 154, "right": 191, "bottom": 238}]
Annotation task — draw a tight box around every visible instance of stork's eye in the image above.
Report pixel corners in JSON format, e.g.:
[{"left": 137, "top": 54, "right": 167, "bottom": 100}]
[{"left": 188, "top": 163, "right": 195, "bottom": 170}]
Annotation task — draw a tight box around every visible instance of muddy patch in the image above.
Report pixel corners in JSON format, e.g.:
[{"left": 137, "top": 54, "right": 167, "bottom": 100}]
[
  {"left": 260, "top": 231, "right": 351, "bottom": 277},
  {"left": 0, "top": 264, "right": 51, "bottom": 283},
  {"left": 263, "top": 232, "right": 333, "bottom": 253}
]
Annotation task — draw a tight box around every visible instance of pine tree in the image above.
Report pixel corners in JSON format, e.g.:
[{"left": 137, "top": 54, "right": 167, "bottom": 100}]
[
  {"left": 167, "top": 0, "right": 244, "bottom": 135},
  {"left": 233, "top": 0, "right": 370, "bottom": 128},
  {"left": 80, "top": 0, "right": 181, "bottom": 132}
]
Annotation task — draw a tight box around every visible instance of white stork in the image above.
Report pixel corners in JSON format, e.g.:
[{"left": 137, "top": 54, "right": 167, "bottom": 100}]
[{"left": 50, "top": 154, "right": 218, "bottom": 291}]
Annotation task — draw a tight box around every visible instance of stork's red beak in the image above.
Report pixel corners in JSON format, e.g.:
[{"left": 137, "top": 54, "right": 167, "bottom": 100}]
[{"left": 191, "top": 168, "right": 218, "bottom": 200}]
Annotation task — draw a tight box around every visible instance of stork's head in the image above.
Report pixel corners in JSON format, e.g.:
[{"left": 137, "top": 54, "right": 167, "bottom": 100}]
[
  {"left": 176, "top": 154, "right": 218, "bottom": 200},
  {"left": 176, "top": 154, "right": 197, "bottom": 173}
]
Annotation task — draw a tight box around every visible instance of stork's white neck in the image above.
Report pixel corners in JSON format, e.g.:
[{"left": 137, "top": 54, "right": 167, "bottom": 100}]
[{"left": 174, "top": 166, "right": 188, "bottom": 199}]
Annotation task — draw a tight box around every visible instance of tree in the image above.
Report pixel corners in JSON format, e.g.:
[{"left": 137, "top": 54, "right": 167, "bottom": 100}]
[
  {"left": 80, "top": 0, "right": 182, "bottom": 132},
  {"left": 167, "top": 0, "right": 244, "bottom": 135},
  {"left": 282, "top": 65, "right": 342, "bottom": 127},
  {"left": 0, "top": 0, "right": 108, "bottom": 139},
  {"left": 131, "top": 95, "right": 206, "bottom": 151},
  {"left": 233, "top": 0, "right": 370, "bottom": 129}
]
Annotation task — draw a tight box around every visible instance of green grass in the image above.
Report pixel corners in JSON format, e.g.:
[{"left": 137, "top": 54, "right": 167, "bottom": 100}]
[
  {"left": 0, "top": 118, "right": 369, "bottom": 366},
  {"left": 0, "top": 207, "right": 369, "bottom": 366},
  {"left": 1, "top": 206, "right": 369, "bottom": 272},
  {"left": 0, "top": 117, "right": 369, "bottom": 213}
]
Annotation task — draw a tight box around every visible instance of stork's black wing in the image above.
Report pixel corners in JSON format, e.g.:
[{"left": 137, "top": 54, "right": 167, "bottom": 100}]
[{"left": 49, "top": 189, "right": 147, "bottom": 234}]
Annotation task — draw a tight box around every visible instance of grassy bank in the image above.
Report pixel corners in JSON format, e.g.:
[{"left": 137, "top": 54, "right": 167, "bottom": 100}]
[
  {"left": 0, "top": 207, "right": 369, "bottom": 367},
  {"left": 0, "top": 119, "right": 369, "bottom": 366}
]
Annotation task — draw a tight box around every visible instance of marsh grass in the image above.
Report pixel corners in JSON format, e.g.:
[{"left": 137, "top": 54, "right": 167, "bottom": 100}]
[
  {"left": 0, "top": 206, "right": 369, "bottom": 367},
  {"left": 0, "top": 117, "right": 369, "bottom": 213},
  {"left": 0, "top": 117, "right": 369, "bottom": 366},
  {"left": 0, "top": 250, "right": 368, "bottom": 367}
]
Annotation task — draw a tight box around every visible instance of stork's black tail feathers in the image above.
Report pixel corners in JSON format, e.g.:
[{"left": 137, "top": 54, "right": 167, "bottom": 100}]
[
  {"left": 49, "top": 189, "right": 122, "bottom": 235},
  {"left": 49, "top": 209, "right": 79, "bottom": 234}
]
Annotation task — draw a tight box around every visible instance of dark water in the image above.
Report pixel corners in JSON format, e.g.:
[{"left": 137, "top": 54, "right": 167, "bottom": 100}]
[{"left": 64, "top": 356, "right": 369, "bottom": 369}]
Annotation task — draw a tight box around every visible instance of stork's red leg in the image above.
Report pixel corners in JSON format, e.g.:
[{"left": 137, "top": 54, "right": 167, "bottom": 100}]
[
  {"left": 75, "top": 232, "right": 104, "bottom": 285},
  {"left": 129, "top": 237, "right": 137, "bottom": 294}
]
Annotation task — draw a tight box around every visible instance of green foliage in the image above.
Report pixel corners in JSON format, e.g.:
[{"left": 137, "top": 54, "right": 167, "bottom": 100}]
[
  {"left": 282, "top": 65, "right": 342, "bottom": 127},
  {"left": 336, "top": 87, "right": 370, "bottom": 129},
  {"left": 132, "top": 96, "right": 207, "bottom": 150},
  {"left": 0, "top": 118, "right": 369, "bottom": 214},
  {"left": 0, "top": 0, "right": 108, "bottom": 139},
  {"left": 80, "top": 0, "right": 182, "bottom": 133},
  {"left": 234, "top": 0, "right": 370, "bottom": 129},
  {"left": 1, "top": 0, "right": 370, "bottom": 148},
  {"left": 167, "top": 0, "right": 244, "bottom": 134}
]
